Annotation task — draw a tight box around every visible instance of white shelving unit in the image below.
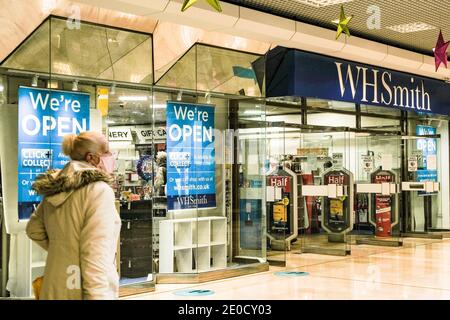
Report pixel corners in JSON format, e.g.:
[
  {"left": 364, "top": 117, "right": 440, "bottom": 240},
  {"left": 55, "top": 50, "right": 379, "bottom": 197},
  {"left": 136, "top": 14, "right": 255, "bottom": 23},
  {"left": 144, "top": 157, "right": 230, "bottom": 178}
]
[{"left": 159, "top": 217, "right": 227, "bottom": 274}]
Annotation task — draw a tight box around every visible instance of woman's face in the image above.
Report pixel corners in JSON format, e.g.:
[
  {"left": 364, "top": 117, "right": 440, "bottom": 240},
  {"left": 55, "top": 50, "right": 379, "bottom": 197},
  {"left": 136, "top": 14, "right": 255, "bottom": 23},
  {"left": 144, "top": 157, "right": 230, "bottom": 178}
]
[{"left": 85, "top": 143, "right": 115, "bottom": 173}]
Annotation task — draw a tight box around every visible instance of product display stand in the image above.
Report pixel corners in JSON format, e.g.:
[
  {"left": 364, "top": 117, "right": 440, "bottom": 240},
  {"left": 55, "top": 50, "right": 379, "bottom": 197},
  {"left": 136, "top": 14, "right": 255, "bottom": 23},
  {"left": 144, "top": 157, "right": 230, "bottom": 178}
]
[{"left": 159, "top": 217, "right": 227, "bottom": 274}]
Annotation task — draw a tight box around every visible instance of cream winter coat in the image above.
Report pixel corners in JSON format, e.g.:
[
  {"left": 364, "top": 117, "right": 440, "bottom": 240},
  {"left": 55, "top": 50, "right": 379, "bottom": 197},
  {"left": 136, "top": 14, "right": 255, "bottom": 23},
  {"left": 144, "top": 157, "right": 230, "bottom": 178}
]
[{"left": 26, "top": 161, "right": 121, "bottom": 300}]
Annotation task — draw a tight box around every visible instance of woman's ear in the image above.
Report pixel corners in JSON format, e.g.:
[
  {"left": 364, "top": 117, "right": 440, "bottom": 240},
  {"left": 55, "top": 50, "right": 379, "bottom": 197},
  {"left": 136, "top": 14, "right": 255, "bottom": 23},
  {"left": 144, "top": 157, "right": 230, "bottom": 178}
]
[{"left": 85, "top": 153, "right": 100, "bottom": 166}]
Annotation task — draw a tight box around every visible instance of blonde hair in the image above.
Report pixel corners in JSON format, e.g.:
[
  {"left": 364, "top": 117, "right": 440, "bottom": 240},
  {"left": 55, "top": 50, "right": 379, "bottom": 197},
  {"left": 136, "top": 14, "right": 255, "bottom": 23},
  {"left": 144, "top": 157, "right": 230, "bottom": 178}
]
[{"left": 62, "top": 131, "right": 108, "bottom": 161}]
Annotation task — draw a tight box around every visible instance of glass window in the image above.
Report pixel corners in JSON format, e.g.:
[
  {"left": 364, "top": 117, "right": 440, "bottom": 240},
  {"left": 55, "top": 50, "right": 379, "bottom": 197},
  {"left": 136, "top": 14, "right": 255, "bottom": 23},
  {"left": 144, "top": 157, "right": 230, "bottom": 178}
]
[
  {"left": 307, "top": 111, "right": 356, "bottom": 128},
  {"left": 1, "top": 20, "right": 50, "bottom": 73},
  {"left": 360, "top": 104, "right": 401, "bottom": 117},
  {"left": 156, "top": 44, "right": 264, "bottom": 97},
  {"left": 361, "top": 116, "right": 401, "bottom": 132},
  {"left": 307, "top": 98, "right": 356, "bottom": 112},
  {"left": 0, "top": 16, "right": 156, "bottom": 297},
  {"left": 1, "top": 17, "right": 153, "bottom": 85}
]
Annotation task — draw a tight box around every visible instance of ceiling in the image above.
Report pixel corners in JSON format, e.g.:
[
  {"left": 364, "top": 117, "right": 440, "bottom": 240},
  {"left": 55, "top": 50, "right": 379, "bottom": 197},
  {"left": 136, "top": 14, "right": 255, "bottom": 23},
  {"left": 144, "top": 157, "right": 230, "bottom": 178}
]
[{"left": 222, "top": 0, "right": 450, "bottom": 56}]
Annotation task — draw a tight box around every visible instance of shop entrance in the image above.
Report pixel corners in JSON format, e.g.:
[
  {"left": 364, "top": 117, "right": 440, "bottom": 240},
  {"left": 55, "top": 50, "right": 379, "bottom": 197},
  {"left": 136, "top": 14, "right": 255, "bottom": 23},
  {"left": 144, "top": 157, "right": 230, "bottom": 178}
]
[
  {"left": 402, "top": 118, "right": 450, "bottom": 239},
  {"left": 353, "top": 133, "right": 403, "bottom": 247},
  {"left": 264, "top": 120, "right": 354, "bottom": 257}
]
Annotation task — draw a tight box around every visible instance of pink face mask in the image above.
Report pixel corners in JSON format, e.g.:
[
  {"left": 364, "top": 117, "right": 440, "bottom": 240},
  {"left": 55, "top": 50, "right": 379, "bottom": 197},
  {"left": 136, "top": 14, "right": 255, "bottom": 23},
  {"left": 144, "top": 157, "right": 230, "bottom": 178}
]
[{"left": 99, "top": 153, "right": 116, "bottom": 174}]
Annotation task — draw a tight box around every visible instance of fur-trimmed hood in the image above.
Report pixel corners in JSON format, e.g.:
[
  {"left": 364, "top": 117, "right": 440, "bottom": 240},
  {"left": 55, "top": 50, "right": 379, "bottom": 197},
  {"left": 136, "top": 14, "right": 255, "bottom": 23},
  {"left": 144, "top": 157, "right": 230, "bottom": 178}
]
[{"left": 32, "top": 161, "right": 114, "bottom": 207}]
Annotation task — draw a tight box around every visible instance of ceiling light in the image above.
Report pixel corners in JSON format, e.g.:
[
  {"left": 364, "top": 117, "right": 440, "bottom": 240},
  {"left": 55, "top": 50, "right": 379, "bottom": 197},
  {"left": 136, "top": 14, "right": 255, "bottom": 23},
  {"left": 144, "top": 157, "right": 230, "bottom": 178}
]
[
  {"left": 0, "top": 84, "right": 4, "bottom": 93},
  {"left": 110, "top": 83, "right": 116, "bottom": 95},
  {"left": 386, "top": 22, "right": 436, "bottom": 33},
  {"left": 177, "top": 90, "right": 183, "bottom": 101},
  {"left": 118, "top": 96, "right": 148, "bottom": 102},
  {"left": 32, "top": 75, "right": 39, "bottom": 87},
  {"left": 205, "top": 92, "right": 211, "bottom": 104},
  {"left": 72, "top": 80, "right": 79, "bottom": 91},
  {"left": 47, "top": 80, "right": 58, "bottom": 89},
  {"left": 244, "top": 110, "right": 263, "bottom": 115},
  {"left": 153, "top": 104, "right": 167, "bottom": 109},
  {"left": 294, "top": 0, "right": 353, "bottom": 8}
]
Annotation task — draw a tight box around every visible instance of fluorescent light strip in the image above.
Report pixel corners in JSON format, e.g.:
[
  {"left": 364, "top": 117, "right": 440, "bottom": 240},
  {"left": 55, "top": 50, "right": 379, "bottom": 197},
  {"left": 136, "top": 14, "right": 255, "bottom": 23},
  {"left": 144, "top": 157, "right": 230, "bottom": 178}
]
[
  {"left": 118, "top": 96, "right": 149, "bottom": 102},
  {"left": 386, "top": 22, "right": 436, "bottom": 34},
  {"left": 294, "top": 0, "right": 353, "bottom": 8},
  {"left": 244, "top": 110, "right": 262, "bottom": 115}
]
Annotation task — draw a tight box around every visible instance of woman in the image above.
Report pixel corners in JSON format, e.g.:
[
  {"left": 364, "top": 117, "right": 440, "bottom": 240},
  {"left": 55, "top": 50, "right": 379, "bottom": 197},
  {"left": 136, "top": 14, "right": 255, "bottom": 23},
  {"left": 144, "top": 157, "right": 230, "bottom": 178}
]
[{"left": 26, "top": 131, "right": 121, "bottom": 300}]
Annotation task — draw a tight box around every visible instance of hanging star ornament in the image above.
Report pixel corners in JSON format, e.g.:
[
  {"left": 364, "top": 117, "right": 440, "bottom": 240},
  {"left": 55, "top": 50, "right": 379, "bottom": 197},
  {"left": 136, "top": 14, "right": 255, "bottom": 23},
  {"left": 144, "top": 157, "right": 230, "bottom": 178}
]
[
  {"left": 181, "top": 0, "right": 222, "bottom": 12},
  {"left": 433, "top": 30, "right": 449, "bottom": 72},
  {"left": 334, "top": 5, "right": 353, "bottom": 40}
]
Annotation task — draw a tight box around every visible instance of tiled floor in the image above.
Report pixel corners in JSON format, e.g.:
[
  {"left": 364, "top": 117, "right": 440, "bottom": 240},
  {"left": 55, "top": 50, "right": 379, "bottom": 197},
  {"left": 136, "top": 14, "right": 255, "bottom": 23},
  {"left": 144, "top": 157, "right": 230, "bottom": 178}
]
[{"left": 123, "top": 238, "right": 450, "bottom": 300}]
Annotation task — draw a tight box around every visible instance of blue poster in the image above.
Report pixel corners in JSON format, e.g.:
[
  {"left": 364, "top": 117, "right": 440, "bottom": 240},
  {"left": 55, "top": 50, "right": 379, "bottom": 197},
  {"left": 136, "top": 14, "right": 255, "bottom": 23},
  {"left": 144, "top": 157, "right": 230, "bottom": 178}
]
[
  {"left": 166, "top": 102, "right": 216, "bottom": 211},
  {"left": 416, "top": 125, "right": 438, "bottom": 196},
  {"left": 18, "top": 87, "right": 90, "bottom": 219}
]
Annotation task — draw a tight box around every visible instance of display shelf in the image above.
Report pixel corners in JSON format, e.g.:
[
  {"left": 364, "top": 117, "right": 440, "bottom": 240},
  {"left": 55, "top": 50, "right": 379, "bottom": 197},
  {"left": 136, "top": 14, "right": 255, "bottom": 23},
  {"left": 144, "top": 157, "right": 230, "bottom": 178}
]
[
  {"left": 31, "top": 261, "right": 46, "bottom": 268},
  {"left": 159, "top": 217, "right": 227, "bottom": 274},
  {"left": 193, "top": 220, "right": 210, "bottom": 247},
  {"left": 211, "top": 219, "right": 226, "bottom": 243},
  {"left": 210, "top": 241, "right": 227, "bottom": 246},
  {"left": 173, "top": 245, "right": 192, "bottom": 250},
  {"left": 174, "top": 249, "right": 192, "bottom": 273},
  {"left": 174, "top": 222, "right": 192, "bottom": 248},
  {"left": 195, "top": 243, "right": 211, "bottom": 248},
  {"left": 193, "top": 247, "right": 210, "bottom": 271},
  {"left": 211, "top": 245, "right": 227, "bottom": 269}
]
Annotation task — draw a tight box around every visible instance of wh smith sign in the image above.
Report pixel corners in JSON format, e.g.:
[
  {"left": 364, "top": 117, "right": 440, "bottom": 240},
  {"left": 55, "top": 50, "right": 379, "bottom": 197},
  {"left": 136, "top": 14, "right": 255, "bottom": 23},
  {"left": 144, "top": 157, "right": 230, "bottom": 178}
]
[
  {"left": 266, "top": 47, "right": 450, "bottom": 116},
  {"left": 18, "top": 87, "right": 90, "bottom": 220},
  {"left": 166, "top": 102, "right": 216, "bottom": 211}
]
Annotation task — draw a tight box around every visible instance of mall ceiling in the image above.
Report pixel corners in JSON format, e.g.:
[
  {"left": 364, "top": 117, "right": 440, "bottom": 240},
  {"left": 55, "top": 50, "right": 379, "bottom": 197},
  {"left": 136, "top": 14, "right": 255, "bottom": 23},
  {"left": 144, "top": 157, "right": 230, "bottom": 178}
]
[{"left": 222, "top": 0, "right": 450, "bottom": 56}]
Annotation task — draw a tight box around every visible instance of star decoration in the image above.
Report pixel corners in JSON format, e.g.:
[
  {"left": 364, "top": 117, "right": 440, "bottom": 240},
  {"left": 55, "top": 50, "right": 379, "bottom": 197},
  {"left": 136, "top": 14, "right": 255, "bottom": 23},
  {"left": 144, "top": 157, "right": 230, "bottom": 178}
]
[
  {"left": 334, "top": 5, "right": 353, "bottom": 40},
  {"left": 433, "top": 30, "right": 449, "bottom": 72},
  {"left": 181, "top": 0, "right": 222, "bottom": 12}
]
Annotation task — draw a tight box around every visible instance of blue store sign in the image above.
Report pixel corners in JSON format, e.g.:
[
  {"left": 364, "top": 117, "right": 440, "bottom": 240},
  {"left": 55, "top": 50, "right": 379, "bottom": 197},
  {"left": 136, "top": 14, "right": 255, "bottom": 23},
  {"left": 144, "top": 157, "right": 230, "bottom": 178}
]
[
  {"left": 416, "top": 125, "right": 438, "bottom": 196},
  {"left": 18, "top": 87, "right": 90, "bottom": 220},
  {"left": 266, "top": 47, "right": 450, "bottom": 116},
  {"left": 166, "top": 102, "right": 216, "bottom": 211}
]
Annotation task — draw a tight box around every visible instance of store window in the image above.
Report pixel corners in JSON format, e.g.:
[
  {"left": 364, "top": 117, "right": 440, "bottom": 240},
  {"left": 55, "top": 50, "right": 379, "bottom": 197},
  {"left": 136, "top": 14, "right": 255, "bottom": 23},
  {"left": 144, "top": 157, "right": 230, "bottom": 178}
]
[
  {"left": 152, "top": 43, "right": 268, "bottom": 281},
  {"left": 360, "top": 104, "right": 401, "bottom": 117},
  {"left": 308, "top": 98, "right": 356, "bottom": 112},
  {"left": 0, "top": 16, "right": 155, "bottom": 297},
  {"left": 361, "top": 116, "right": 401, "bottom": 132}
]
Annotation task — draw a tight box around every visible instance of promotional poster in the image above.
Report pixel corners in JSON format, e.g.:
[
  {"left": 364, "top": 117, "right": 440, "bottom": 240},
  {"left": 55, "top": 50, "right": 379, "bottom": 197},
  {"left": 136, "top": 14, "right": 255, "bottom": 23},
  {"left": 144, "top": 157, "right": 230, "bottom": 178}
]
[
  {"left": 18, "top": 87, "right": 90, "bottom": 220},
  {"left": 166, "top": 102, "right": 216, "bottom": 211},
  {"left": 416, "top": 125, "right": 438, "bottom": 196},
  {"left": 373, "top": 173, "right": 393, "bottom": 237}
]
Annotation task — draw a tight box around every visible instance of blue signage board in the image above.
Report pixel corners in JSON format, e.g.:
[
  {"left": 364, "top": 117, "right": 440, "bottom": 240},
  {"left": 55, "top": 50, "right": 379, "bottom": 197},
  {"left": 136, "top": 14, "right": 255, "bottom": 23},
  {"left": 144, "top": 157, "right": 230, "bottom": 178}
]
[
  {"left": 166, "top": 102, "right": 216, "bottom": 211},
  {"left": 266, "top": 47, "right": 450, "bottom": 116},
  {"left": 18, "top": 87, "right": 90, "bottom": 219},
  {"left": 416, "top": 125, "right": 438, "bottom": 196}
]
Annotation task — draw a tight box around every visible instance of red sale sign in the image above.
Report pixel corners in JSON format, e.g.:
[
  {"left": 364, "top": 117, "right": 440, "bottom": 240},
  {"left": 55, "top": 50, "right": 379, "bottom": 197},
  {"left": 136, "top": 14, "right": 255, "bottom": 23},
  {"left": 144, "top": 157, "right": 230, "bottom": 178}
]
[
  {"left": 374, "top": 174, "right": 392, "bottom": 237},
  {"left": 268, "top": 176, "right": 291, "bottom": 193}
]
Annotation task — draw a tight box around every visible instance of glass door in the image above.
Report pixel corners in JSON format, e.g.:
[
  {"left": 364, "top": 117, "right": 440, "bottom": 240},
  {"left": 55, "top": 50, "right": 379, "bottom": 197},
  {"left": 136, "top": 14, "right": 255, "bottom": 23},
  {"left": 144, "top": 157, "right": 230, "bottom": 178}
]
[
  {"left": 265, "top": 123, "right": 292, "bottom": 266},
  {"left": 354, "top": 133, "right": 402, "bottom": 247},
  {"left": 403, "top": 118, "right": 448, "bottom": 236},
  {"left": 298, "top": 129, "right": 353, "bottom": 256}
]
